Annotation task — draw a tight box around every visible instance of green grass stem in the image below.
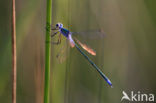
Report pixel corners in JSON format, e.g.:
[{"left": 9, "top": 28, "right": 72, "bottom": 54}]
[{"left": 44, "top": 0, "right": 52, "bottom": 103}]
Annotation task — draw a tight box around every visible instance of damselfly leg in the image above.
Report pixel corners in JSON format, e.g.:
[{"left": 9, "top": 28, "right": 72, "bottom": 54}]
[
  {"left": 51, "top": 31, "right": 59, "bottom": 37},
  {"left": 51, "top": 31, "right": 62, "bottom": 45}
]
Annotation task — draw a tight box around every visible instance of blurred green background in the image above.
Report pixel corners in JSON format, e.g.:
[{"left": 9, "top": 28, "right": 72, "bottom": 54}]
[{"left": 0, "top": 0, "right": 156, "bottom": 103}]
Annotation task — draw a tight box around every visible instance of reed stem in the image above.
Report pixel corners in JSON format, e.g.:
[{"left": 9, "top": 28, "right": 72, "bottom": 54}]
[
  {"left": 12, "top": 0, "right": 16, "bottom": 103},
  {"left": 44, "top": 0, "right": 52, "bottom": 102}
]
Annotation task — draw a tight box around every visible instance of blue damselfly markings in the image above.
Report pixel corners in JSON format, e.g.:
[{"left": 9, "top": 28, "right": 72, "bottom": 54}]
[{"left": 51, "top": 23, "right": 113, "bottom": 87}]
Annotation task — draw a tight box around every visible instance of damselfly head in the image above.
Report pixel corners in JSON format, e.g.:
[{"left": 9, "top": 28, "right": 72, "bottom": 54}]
[{"left": 56, "top": 23, "right": 63, "bottom": 29}]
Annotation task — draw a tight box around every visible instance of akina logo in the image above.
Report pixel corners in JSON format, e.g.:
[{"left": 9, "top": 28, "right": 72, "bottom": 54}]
[{"left": 121, "top": 91, "right": 155, "bottom": 102}]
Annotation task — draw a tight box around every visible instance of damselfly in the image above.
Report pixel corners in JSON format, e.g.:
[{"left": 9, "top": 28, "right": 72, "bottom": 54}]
[{"left": 51, "top": 23, "right": 113, "bottom": 87}]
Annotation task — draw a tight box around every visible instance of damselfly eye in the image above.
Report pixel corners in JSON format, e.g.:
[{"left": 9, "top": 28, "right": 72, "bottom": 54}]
[{"left": 56, "top": 24, "right": 59, "bottom": 27}]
